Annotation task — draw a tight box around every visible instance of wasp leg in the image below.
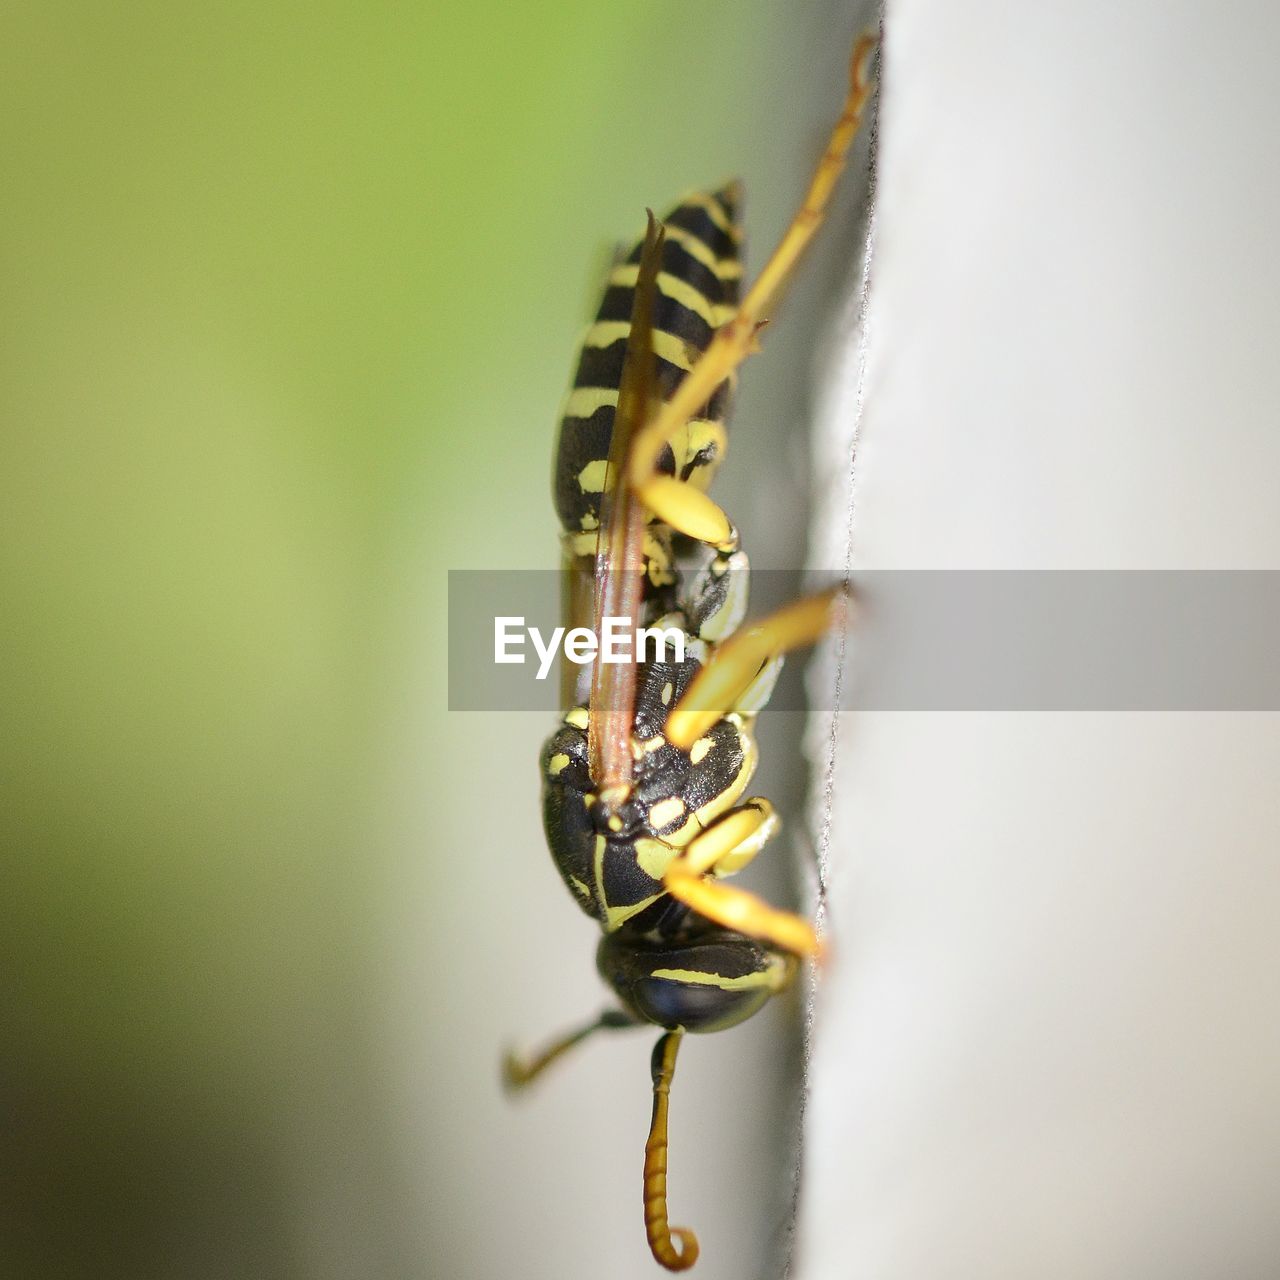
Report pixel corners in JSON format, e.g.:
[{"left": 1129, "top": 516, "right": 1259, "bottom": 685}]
[
  {"left": 684, "top": 797, "right": 779, "bottom": 878},
  {"left": 637, "top": 473, "right": 739, "bottom": 554},
  {"left": 644, "top": 1029, "right": 699, "bottom": 1272},
  {"left": 627, "top": 33, "right": 878, "bottom": 542},
  {"left": 666, "top": 587, "right": 846, "bottom": 751},
  {"left": 663, "top": 802, "right": 820, "bottom": 961},
  {"left": 502, "top": 1008, "right": 636, "bottom": 1093}
]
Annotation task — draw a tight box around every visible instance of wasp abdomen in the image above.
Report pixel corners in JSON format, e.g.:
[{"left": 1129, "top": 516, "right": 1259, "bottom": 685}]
[
  {"left": 596, "top": 930, "right": 794, "bottom": 1034},
  {"left": 553, "top": 184, "right": 744, "bottom": 540}
]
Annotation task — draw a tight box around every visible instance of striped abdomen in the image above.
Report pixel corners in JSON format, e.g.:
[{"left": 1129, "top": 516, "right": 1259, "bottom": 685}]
[{"left": 554, "top": 184, "right": 744, "bottom": 548}]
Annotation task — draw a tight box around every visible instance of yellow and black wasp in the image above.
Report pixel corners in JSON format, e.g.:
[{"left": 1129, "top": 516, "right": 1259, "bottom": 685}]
[{"left": 504, "top": 32, "right": 876, "bottom": 1272}]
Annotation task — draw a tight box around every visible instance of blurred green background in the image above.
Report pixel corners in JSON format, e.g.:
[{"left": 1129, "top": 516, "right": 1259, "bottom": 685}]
[{"left": 1, "top": 3, "right": 872, "bottom": 1277}]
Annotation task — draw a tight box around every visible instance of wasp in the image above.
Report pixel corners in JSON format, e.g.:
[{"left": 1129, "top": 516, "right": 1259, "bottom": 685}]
[{"left": 504, "top": 33, "right": 877, "bottom": 1272}]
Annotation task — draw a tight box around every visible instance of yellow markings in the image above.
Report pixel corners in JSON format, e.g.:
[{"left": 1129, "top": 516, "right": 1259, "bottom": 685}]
[
  {"left": 664, "top": 814, "right": 700, "bottom": 849},
  {"left": 643, "top": 532, "right": 673, "bottom": 583},
  {"left": 568, "top": 874, "right": 591, "bottom": 900},
  {"left": 548, "top": 752, "right": 571, "bottom": 776},
  {"left": 691, "top": 551, "right": 748, "bottom": 642},
  {"left": 583, "top": 321, "right": 696, "bottom": 372},
  {"left": 651, "top": 327, "right": 700, "bottom": 373},
  {"left": 566, "top": 526, "right": 673, "bottom": 580},
  {"left": 577, "top": 458, "right": 611, "bottom": 493},
  {"left": 593, "top": 833, "right": 607, "bottom": 915},
  {"left": 564, "top": 706, "right": 590, "bottom": 730},
  {"left": 683, "top": 190, "right": 743, "bottom": 243},
  {"left": 648, "top": 796, "right": 686, "bottom": 831},
  {"left": 689, "top": 736, "right": 714, "bottom": 765},
  {"left": 673, "top": 420, "right": 727, "bottom": 487},
  {"left": 596, "top": 833, "right": 664, "bottom": 931},
  {"left": 608, "top": 265, "right": 727, "bottom": 329},
  {"left": 562, "top": 386, "right": 619, "bottom": 419},
  {"left": 582, "top": 320, "right": 632, "bottom": 349},
  {"left": 631, "top": 735, "right": 667, "bottom": 760},
  {"left": 663, "top": 223, "right": 743, "bottom": 280},
  {"left": 607, "top": 814, "right": 623, "bottom": 833},
  {"left": 649, "top": 966, "right": 781, "bottom": 992},
  {"left": 635, "top": 837, "right": 676, "bottom": 880},
  {"left": 604, "top": 262, "right": 638, "bottom": 289},
  {"left": 661, "top": 682, "right": 674, "bottom": 706},
  {"left": 691, "top": 719, "right": 757, "bottom": 829},
  {"left": 604, "top": 894, "right": 661, "bottom": 932}
]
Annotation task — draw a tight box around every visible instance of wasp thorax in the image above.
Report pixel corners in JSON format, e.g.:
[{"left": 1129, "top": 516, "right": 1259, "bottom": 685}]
[{"left": 589, "top": 788, "right": 645, "bottom": 838}]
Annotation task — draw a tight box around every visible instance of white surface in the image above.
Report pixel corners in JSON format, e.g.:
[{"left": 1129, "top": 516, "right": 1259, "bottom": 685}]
[{"left": 800, "top": 5, "right": 1280, "bottom": 1278}]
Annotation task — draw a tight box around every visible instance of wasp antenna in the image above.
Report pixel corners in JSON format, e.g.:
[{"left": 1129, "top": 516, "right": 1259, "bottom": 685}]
[{"left": 644, "top": 1030, "right": 699, "bottom": 1271}]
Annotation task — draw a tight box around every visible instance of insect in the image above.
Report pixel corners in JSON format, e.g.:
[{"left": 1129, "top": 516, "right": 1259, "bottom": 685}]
[{"left": 503, "top": 32, "right": 876, "bottom": 1272}]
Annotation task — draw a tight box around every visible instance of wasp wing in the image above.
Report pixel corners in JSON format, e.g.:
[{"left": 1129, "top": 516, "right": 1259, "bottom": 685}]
[{"left": 586, "top": 213, "right": 665, "bottom": 795}]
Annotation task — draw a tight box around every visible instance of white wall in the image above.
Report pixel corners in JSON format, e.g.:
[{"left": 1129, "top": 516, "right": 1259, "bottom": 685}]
[{"left": 800, "top": 4, "right": 1280, "bottom": 1277}]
